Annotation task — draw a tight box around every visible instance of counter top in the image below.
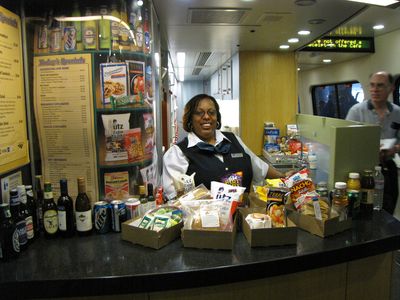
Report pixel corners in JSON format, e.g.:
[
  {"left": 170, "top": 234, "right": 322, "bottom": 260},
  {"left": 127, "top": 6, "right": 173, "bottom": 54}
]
[{"left": 1, "top": 210, "right": 400, "bottom": 299}]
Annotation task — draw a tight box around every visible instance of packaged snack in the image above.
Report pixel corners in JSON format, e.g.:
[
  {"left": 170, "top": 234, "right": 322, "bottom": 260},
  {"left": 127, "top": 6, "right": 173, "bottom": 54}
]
[
  {"left": 289, "top": 178, "right": 315, "bottom": 204},
  {"left": 210, "top": 181, "right": 246, "bottom": 216},
  {"left": 182, "top": 200, "right": 233, "bottom": 231},
  {"left": 221, "top": 171, "right": 243, "bottom": 187},
  {"left": 173, "top": 173, "right": 196, "bottom": 198},
  {"left": 283, "top": 168, "right": 309, "bottom": 188},
  {"left": 178, "top": 183, "right": 211, "bottom": 202},
  {"left": 245, "top": 213, "right": 272, "bottom": 229},
  {"left": 124, "top": 128, "right": 144, "bottom": 162},
  {"left": 102, "top": 113, "right": 130, "bottom": 162},
  {"left": 100, "top": 63, "right": 128, "bottom": 105}
]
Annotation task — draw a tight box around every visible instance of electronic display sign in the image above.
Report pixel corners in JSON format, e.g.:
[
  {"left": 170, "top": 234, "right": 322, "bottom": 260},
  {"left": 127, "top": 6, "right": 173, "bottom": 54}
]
[{"left": 301, "top": 37, "right": 375, "bottom": 53}]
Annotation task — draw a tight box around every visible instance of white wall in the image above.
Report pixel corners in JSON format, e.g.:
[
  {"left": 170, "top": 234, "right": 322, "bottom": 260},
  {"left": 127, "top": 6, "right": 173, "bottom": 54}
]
[{"left": 299, "top": 28, "right": 400, "bottom": 115}]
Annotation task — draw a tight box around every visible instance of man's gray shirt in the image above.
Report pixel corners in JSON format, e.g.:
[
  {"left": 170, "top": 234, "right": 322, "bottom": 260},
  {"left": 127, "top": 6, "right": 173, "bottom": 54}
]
[{"left": 346, "top": 100, "right": 400, "bottom": 139}]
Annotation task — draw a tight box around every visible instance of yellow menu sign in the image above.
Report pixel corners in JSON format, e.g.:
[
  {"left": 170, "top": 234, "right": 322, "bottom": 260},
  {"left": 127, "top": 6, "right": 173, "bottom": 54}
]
[
  {"left": 33, "top": 54, "right": 98, "bottom": 200},
  {"left": 0, "top": 6, "right": 29, "bottom": 174}
]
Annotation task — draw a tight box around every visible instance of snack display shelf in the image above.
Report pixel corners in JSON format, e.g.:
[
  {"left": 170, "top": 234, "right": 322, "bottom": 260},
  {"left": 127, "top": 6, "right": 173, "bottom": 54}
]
[{"left": 1, "top": 210, "right": 399, "bottom": 299}]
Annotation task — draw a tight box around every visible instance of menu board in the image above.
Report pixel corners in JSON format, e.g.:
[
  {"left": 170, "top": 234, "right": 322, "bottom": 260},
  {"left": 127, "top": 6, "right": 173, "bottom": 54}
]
[
  {"left": 0, "top": 6, "right": 30, "bottom": 174},
  {"left": 34, "top": 53, "right": 98, "bottom": 200}
]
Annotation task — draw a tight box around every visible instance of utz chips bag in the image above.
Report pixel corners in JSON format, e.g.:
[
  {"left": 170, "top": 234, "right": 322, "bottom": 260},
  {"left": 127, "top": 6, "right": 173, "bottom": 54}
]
[{"left": 210, "top": 181, "right": 246, "bottom": 218}]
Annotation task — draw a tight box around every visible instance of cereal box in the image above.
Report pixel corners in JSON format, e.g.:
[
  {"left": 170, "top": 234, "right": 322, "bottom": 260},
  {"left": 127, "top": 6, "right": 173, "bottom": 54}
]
[{"left": 100, "top": 63, "right": 128, "bottom": 104}]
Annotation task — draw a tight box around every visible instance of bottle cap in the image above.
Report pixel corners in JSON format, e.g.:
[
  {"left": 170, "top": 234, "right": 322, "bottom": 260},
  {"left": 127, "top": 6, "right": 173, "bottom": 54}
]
[
  {"left": 335, "top": 182, "right": 347, "bottom": 189},
  {"left": 349, "top": 172, "right": 360, "bottom": 179}
]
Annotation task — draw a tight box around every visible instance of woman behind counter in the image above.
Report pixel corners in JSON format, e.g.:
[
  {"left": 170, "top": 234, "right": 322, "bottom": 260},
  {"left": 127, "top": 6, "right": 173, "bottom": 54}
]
[{"left": 162, "top": 94, "right": 288, "bottom": 200}]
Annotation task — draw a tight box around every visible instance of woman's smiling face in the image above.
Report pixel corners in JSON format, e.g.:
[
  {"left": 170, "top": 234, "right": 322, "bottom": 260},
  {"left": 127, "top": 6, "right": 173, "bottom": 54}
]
[{"left": 191, "top": 98, "right": 218, "bottom": 143}]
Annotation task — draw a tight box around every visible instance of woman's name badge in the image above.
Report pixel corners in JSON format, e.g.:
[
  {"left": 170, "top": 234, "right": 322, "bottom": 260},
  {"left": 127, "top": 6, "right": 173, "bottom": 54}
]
[{"left": 231, "top": 153, "right": 243, "bottom": 158}]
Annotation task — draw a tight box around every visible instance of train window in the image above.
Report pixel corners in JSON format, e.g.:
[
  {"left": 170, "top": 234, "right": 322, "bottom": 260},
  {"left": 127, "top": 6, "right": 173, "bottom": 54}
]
[{"left": 312, "top": 81, "right": 364, "bottom": 119}]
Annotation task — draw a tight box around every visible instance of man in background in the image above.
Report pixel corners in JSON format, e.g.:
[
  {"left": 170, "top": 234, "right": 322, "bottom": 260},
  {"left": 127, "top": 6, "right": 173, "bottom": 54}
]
[{"left": 346, "top": 71, "right": 400, "bottom": 214}]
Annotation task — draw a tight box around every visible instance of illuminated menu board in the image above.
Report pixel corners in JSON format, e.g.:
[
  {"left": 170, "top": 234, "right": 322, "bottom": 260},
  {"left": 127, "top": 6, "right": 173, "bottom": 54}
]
[
  {"left": 0, "top": 6, "right": 30, "bottom": 174},
  {"left": 301, "top": 37, "right": 375, "bottom": 53}
]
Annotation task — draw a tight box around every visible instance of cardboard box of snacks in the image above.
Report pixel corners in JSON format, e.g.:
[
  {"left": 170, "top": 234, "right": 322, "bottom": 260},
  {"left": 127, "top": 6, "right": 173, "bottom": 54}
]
[
  {"left": 240, "top": 207, "right": 297, "bottom": 247},
  {"left": 121, "top": 217, "right": 183, "bottom": 249},
  {"left": 181, "top": 216, "right": 237, "bottom": 250},
  {"left": 285, "top": 204, "right": 352, "bottom": 238}
]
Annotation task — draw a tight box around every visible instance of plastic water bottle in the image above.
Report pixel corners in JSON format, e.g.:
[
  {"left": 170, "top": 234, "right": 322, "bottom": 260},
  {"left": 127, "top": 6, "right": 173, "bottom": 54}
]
[{"left": 373, "top": 166, "right": 384, "bottom": 211}]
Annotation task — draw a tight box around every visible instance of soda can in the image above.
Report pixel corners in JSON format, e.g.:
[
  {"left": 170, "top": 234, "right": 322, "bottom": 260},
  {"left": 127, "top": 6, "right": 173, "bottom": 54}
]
[
  {"left": 110, "top": 200, "right": 127, "bottom": 232},
  {"left": 94, "top": 201, "right": 111, "bottom": 234},
  {"left": 64, "top": 26, "right": 77, "bottom": 51},
  {"left": 125, "top": 198, "right": 140, "bottom": 220}
]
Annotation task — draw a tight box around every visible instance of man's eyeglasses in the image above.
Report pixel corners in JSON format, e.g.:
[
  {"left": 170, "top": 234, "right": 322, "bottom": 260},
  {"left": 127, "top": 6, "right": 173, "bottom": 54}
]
[
  {"left": 193, "top": 110, "right": 217, "bottom": 117},
  {"left": 369, "top": 82, "right": 389, "bottom": 89}
]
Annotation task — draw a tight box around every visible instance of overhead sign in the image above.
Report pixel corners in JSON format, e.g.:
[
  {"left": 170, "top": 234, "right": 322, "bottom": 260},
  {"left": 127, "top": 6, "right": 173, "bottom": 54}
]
[{"left": 301, "top": 36, "right": 375, "bottom": 53}]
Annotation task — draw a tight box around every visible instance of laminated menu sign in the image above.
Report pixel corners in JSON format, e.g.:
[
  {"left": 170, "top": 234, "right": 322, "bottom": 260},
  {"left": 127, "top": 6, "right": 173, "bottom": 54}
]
[
  {"left": 0, "top": 6, "right": 30, "bottom": 174},
  {"left": 33, "top": 53, "right": 98, "bottom": 200},
  {"left": 127, "top": 60, "right": 145, "bottom": 104},
  {"left": 100, "top": 63, "right": 128, "bottom": 105}
]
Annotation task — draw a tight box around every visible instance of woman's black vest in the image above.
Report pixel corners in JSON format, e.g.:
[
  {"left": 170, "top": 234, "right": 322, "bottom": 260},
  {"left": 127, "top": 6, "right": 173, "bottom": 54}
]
[{"left": 177, "top": 132, "right": 253, "bottom": 192}]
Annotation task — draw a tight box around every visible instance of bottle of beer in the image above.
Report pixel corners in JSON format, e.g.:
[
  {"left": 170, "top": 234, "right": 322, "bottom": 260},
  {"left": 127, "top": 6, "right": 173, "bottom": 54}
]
[
  {"left": 43, "top": 182, "right": 59, "bottom": 238},
  {"left": 75, "top": 177, "right": 92, "bottom": 236},
  {"left": 17, "top": 185, "right": 34, "bottom": 244},
  {"left": 147, "top": 183, "right": 156, "bottom": 211},
  {"left": 82, "top": 7, "right": 98, "bottom": 50},
  {"left": 138, "top": 185, "right": 148, "bottom": 216},
  {"left": 25, "top": 185, "right": 37, "bottom": 240},
  {"left": 0, "top": 203, "right": 20, "bottom": 260},
  {"left": 71, "top": 1, "right": 82, "bottom": 50},
  {"left": 99, "top": 5, "right": 111, "bottom": 49},
  {"left": 10, "top": 189, "right": 28, "bottom": 251},
  {"left": 57, "top": 179, "right": 75, "bottom": 237},
  {"left": 360, "top": 170, "right": 374, "bottom": 219},
  {"left": 110, "top": 2, "right": 120, "bottom": 50},
  {"left": 34, "top": 175, "right": 44, "bottom": 234}
]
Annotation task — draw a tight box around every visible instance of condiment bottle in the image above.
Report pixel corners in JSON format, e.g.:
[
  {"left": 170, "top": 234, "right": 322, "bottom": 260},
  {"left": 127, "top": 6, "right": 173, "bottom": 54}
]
[
  {"left": 347, "top": 172, "right": 361, "bottom": 219},
  {"left": 331, "top": 182, "right": 348, "bottom": 221},
  {"left": 360, "top": 170, "right": 374, "bottom": 219}
]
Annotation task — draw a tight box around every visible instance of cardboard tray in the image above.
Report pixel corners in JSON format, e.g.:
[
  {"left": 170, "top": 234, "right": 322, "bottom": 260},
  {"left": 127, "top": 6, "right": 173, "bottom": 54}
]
[
  {"left": 181, "top": 217, "right": 237, "bottom": 250},
  {"left": 240, "top": 207, "right": 297, "bottom": 247},
  {"left": 286, "top": 205, "right": 352, "bottom": 238},
  {"left": 121, "top": 218, "right": 183, "bottom": 249}
]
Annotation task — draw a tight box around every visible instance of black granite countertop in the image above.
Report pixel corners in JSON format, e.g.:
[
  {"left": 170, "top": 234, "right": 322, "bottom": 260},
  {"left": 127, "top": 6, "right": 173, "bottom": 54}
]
[{"left": 1, "top": 210, "right": 400, "bottom": 299}]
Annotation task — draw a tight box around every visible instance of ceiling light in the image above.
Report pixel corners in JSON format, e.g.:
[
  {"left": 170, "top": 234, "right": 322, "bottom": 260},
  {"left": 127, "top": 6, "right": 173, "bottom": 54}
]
[
  {"left": 298, "top": 30, "right": 311, "bottom": 35},
  {"left": 177, "top": 52, "right": 186, "bottom": 82},
  {"left": 288, "top": 38, "right": 299, "bottom": 43},
  {"left": 295, "top": 0, "right": 317, "bottom": 6},
  {"left": 345, "top": 0, "right": 399, "bottom": 6},
  {"left": 279, "top": 44, "right": 290, "bottom": 49},
  {"left": 137, "top": 0, "right": 144, "bottom": 6},
  {"left": 373, "top": 24, "right": 385, "bottom": 30},
  {"left": 297, "top": 67, "right": 301, "bottom": 71},
  {"left": 323, "top": 59, "right": 332, "bottom": 63}
]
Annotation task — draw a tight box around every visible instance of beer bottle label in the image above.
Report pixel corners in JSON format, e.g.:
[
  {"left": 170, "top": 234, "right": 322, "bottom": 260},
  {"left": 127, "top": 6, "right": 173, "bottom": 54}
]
[
  {"left": 25, "top": 216, "right": 34, "bottom": 239},
  {"left": 12, "top": 229, "right": 20, "bottom": 253},
  {"left": 76, "top": 210, "right": 92, "bottom": 231},
  {"left": 44, "top": 210, "right": 58, "bottom": 234},
  {"left": 16, "top": 220, "right": 28, "bottom": 246}
]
